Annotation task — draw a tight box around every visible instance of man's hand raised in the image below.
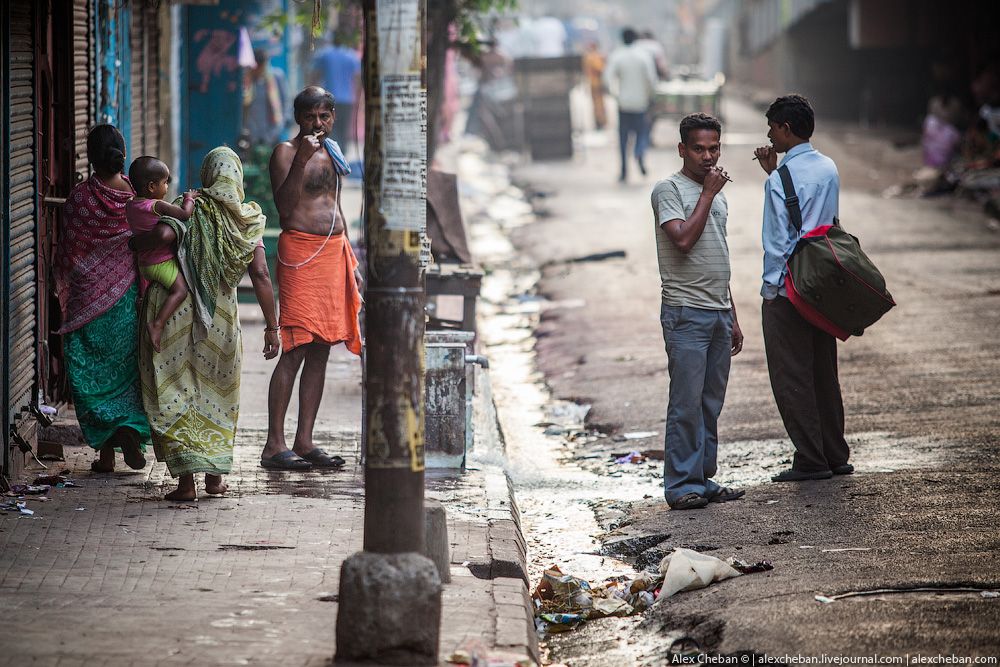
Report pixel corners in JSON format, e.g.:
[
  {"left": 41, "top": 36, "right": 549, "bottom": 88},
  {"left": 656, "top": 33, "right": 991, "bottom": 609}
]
[
  {"left": 702, "top": 166, "right": 729, "bottom": 196},
  {"left": 754, "top": 146, "right": 777, "bottom": 174},
  {"left": 293, "top": 134, "right": 322, "bottom": 166}
]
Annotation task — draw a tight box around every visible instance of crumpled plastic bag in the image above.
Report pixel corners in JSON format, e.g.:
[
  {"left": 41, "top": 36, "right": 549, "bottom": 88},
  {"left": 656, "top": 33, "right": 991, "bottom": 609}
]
[{"left": 657, "top": 548, "right": 742, "bottom": 598}]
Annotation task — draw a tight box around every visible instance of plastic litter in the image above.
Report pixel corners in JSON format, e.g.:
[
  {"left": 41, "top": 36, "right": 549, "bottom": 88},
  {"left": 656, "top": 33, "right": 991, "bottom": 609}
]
[
  {"left": 658, "top": 548, "right": 742, "bottom": 598},
  {"left": 0, "top": 500, "right": 34, "bottom": 516},
  {"left": 614, "top": 451, "right": 646, "bottom": 464}
]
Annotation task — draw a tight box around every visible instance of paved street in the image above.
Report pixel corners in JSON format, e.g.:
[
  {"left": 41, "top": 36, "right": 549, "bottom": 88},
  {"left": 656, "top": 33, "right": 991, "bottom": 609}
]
[
  {"left": 505, "top": 96, "right": 1000, "bottom": 662},
  {"left": 0, "top": 309, "right": 530, "bottom": 666}
]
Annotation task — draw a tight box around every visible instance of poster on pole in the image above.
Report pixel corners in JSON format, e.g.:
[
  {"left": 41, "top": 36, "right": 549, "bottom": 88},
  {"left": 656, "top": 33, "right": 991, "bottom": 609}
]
[{"left": 377, "top": 0, "right": 426, "bottom": 235}]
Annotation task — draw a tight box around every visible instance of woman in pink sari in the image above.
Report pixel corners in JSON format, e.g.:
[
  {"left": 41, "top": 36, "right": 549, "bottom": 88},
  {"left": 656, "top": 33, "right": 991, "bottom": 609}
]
[{"left": 53, "top": 124, "right": 151, "bottom": 472}]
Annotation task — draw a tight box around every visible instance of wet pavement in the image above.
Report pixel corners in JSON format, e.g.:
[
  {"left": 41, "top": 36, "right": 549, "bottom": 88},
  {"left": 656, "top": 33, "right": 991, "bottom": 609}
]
[
  {"left": 0, "top": 312, "right": 531, "bottom": 666},
  {"left": 460, "top": 90, "right": 1000, "bottom": 663}
]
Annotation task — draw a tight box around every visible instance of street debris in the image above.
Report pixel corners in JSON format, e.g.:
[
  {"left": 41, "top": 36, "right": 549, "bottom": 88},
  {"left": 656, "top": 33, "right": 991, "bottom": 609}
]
[
  {"left": 659, "top": 548, "right": 741, "bottom": 597},
  {"left": 532, "top": 548, "right": 772, "bottom": 634},
  {"left": 816, "top": 586, "right": 1000, "bottom": 604},
  {"left": 614, "top": 451, "right": 646, "bottom": 464},
  {"left": 0, "top": 500, "right": 34, "bottom": 516},
  {"left": 10, "top": 485, "right": 50, "bottom": 495},
  {"left": 821, "top": 547, "right": 871, "bottom": 553}
]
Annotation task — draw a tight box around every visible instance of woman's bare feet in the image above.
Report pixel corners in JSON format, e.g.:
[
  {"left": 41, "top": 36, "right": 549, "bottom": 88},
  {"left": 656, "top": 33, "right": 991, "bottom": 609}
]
[
  {"left": 204, "top": 474, "right": 228, "bottom": 495},
  {"left": 165, "top": 474, "right": 197, "bottom": 501},
  {"left": 90, "top": 445, "right": 116, "bottom": 473},
  {"left": 147, "top": 321, "right": 164, "bottom": 353}
]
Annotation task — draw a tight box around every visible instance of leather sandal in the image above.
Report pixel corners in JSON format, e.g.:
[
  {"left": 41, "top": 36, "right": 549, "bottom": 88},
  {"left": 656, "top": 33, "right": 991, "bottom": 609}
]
[{"left": 669, "top": 492, "right": 708, "bottom": 510}]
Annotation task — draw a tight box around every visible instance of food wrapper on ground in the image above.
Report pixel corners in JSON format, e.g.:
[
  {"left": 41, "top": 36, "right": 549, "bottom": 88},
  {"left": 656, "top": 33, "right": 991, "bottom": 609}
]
[
  {"left": 532, "top": 565, "right": 593, "bottom": 612},
  {"left": 657, "top": 547, "right": 742, "bottom": 598},
  {"left": 538, "top": 612, "right": 585, "bottom": 632}
]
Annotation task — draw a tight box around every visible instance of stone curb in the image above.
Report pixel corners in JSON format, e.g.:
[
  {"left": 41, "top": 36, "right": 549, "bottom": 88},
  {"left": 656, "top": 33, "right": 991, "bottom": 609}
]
[{"left": 480, "top": 461, "right": 539, "bottom": 664}]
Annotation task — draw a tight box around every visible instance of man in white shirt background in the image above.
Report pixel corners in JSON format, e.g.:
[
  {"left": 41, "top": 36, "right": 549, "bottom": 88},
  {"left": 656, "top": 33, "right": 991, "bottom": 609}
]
[{"left": 604, "top": 27, "right": 657, "bottom": 183}]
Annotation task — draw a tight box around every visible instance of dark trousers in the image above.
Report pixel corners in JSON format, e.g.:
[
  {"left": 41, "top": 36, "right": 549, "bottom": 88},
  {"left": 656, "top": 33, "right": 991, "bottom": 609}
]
[
  {"left": 617, "top": 110, "right": 648, "bottom": 178},
  {"left": 761, "top": 296, "right": 850, "bottom": 472}
]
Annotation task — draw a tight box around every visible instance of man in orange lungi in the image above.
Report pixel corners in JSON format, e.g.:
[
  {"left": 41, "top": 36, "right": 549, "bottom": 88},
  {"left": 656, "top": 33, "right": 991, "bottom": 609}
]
[{"left": 260, "top": 86, "right": 363, "bottom": 470}]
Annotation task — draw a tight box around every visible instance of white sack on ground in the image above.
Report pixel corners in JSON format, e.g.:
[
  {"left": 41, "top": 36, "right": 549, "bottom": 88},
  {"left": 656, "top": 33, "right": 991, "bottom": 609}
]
[{"left": 657, "top": 547, "right": 742, "bottom": 598}]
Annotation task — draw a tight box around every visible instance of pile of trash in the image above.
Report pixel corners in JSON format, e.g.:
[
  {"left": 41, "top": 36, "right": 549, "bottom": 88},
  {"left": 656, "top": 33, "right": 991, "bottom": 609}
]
[
  {"left": 1, "top": 474, "right": 80, "bottom": 517},
  {"left": 532, "top": 548, "right": 773, "bottom": 634}
]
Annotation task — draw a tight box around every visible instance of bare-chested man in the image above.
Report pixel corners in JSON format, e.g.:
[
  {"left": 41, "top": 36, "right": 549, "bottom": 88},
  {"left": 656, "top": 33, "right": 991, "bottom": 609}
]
[{"left": 260, "top": 86, "right": 364, "bottom": 470}]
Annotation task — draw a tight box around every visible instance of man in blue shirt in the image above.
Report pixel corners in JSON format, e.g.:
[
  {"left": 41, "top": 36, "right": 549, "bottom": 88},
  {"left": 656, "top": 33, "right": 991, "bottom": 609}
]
[
  {"left": 754, "top": 95, "right": 852, "bottom": 483},
  {"left": 311, "top": 36, "right": 361, "bottom": 149}
]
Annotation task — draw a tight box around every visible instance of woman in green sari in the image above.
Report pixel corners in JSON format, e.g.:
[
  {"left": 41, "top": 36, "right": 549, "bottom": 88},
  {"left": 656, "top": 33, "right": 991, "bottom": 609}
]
[
  {"left": 54, "top": 124, "right": 151, "bottom": 472},
  {"left": 132, "top": 147, "right": 279, "bottom": 500}
]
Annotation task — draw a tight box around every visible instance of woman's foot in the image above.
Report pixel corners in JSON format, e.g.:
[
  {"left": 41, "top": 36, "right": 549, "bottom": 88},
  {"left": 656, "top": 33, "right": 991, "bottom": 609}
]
[
  {"left": 116, "top": 427, "right": 147, "bottom": 470},
  {"left": 204, "top": 474, "right": 228, "bottom": 495},
  {"left": 90, "top": 446, "right": 116, "bottom": 473},
  {"left": 147, "top": 321, "right": 164, "bottom": 353},
  {"left": 165, "top": 474, "right": 197, "bottom": 501}
]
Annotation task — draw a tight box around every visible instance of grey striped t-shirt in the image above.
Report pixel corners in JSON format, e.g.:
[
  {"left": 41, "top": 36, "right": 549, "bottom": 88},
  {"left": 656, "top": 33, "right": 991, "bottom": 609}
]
[{"left": 651, "top": 171, "right": 731, "bottom": 310}]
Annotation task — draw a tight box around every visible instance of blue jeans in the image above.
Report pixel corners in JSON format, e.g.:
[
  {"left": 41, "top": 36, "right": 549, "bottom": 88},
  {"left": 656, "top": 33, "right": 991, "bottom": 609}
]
[
  {"left": 660, "top": 303, "right": 733, "bottom": 504},
  {"left": 618, "top": 110, "right": 648, "bottom": 177}
]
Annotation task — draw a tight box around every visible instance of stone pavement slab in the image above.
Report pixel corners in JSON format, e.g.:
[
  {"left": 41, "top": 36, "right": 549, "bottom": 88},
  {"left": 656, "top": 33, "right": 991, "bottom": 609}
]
[{"left": 0, "top": 318, "right": 535, "bottom": 666}]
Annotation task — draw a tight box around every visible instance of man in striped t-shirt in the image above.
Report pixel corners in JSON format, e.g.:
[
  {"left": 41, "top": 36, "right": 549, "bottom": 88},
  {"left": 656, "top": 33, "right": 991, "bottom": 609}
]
[{"left": 650, "top": 112, "right": 745, "bottom": 510}]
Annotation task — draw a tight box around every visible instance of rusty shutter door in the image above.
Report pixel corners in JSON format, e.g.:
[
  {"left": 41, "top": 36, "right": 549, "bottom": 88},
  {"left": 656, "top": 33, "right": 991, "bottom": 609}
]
[
  {"left": 72, "top": 0, "right": 94, "bottom": 183},
  {"left": 5, "top": 1, "right": 38, "bottom": 427}
]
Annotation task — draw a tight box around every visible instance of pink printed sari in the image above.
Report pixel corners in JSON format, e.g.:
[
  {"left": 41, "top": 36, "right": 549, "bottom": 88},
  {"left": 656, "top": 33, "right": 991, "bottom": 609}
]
[{"left": 54, "top": 175, "right": 138, "bottom": 334}]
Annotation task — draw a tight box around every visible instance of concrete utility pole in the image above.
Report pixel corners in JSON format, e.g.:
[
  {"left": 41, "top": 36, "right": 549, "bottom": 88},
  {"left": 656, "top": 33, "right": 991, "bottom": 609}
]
[{"left": 335, "top": 1, "right": 439, "bottom": 665}]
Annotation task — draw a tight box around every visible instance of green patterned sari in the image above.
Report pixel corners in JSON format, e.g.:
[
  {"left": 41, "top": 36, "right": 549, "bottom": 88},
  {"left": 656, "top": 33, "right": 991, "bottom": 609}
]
[
  {"left": 64, "top": 283, "right": 152, "bottom": 450},
  {"left": 138, "top": 147, "right": 263, "bottom": 478}
]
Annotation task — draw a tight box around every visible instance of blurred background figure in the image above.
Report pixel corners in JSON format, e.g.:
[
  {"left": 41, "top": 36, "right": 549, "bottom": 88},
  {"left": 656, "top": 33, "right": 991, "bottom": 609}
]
[
  {"left": 311, "top": 30, "right": 362, "bottom": 149},
  {"left": 635, "top": 30, "right": 669, "bottom": 81},
  {"left": 582, "top": 41, "right": 608, "bottom": 130},
  {"left": 243, "top": 48, "right": 290, "bottom": 149},
  {"left": 605, "top": 27, "right": 657, "bottom": 182}
]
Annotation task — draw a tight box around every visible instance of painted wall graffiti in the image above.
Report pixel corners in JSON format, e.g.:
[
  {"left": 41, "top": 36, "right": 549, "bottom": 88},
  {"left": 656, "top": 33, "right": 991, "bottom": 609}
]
[{"left": 193, "top": 28, "right": 239, "bottom": 94}]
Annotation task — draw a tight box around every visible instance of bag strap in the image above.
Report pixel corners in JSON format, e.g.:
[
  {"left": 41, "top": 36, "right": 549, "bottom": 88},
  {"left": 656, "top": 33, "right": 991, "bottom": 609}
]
[{"left": 777, "top": 165, "right": 803, "bottom": 233}]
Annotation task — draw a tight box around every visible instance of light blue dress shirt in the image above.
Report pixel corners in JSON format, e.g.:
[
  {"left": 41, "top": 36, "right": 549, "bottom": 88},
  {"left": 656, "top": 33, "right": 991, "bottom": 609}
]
[{"left": 760, "top": 142, "right": 840, "bottom": 299}]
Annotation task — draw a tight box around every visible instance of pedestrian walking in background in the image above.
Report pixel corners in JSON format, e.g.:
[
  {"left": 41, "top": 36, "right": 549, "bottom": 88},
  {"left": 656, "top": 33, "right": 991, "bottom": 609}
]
[
  {"left": 582, "top": 41, "right": 607, "bottom": 130},
  {"left": 260, "top": 87, "right": 363, "bottom": 471},
  {"left": 754, "top": 94, "right": 853, "bottom": 482},
  {"left": 53, "top": 124, "right": 151, "bottom": 474},
  {"left": 651, "top": 113, "right": 745, "bottom": 510},
  {"left": 605, "top": 27, "right": 657, "bottom": 182},
  {"left": 131, "top": 147, "right": 279, "bottom": 500},
  {"left": 310, "top": 32, "right": 361, "bottom": 150}
]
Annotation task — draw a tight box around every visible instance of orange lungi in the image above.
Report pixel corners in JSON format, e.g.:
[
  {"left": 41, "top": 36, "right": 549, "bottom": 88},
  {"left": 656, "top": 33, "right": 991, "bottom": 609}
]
[{"left": 277, "top": 229, "right": 362, "bottom": 354}]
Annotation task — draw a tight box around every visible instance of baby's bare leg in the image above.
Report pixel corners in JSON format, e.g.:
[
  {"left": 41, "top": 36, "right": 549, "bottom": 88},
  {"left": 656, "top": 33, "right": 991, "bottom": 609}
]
[{"left": 148, "top": 271, "right": 188, "bottom": 352}]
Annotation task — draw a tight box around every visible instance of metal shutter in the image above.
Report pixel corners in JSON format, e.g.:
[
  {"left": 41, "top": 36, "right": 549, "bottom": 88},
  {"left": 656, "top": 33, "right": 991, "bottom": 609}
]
[
  {"left": 73, "top": 0, "right": 94, "bottom": 182},
  {"left": 129, "top": 1, "right": 161, "bottom": 159},
  {"left": 5, "top": 2, "right": 38, "bottom": 427}
]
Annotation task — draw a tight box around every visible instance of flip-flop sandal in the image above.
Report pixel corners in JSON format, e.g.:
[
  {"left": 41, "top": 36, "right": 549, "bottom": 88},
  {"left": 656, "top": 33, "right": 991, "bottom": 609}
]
[
  {"left": 260, "top": 450, "right": 313, "bottom": 470},
  {"left": 299, "top": 448, "right": 346, "bottom": 468},
  {"left": 708, "top": 486, "right": 745, "bottom": 503},
  {"left": 669, "top": 492, "right": 708, "bottom": 510},
  {"left": 90, "top": 460, "right": 115, "bottom": 473}
]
